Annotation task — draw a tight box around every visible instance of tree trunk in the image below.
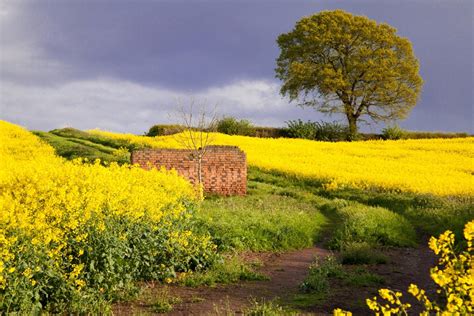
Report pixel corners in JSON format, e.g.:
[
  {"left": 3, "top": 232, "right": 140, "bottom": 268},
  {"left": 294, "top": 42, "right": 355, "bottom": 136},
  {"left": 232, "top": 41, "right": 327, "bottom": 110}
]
[{"left": 347, "top": 114, "right": 358, "bottom": 141}]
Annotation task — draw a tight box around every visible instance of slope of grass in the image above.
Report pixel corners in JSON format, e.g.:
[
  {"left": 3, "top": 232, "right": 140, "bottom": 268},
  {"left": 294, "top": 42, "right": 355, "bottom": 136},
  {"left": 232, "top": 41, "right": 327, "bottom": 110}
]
[
  {"left": 197, "top": 181, "right": 328, "bottom": 252},
  {"left": 33, "top": 131, "right": 120, "bottom": 162}
]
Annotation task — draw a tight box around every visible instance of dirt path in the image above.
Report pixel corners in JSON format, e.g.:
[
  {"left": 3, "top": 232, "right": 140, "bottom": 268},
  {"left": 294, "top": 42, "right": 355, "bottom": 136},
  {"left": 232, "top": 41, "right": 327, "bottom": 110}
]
[
  {"left": 113, "top": 242, "right": 437, "bottom": 315},
  {"left": 309, "top": 244, "right": 438, "bottom": 315},
  {"left": 168, "top": 247, "right": 330, "bottom": 315}
]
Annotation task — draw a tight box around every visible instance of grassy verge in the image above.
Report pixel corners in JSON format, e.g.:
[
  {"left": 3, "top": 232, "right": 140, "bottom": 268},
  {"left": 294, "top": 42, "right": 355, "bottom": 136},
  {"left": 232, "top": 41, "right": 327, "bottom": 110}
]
[
  {"left": 180, "top": 256, "right": 267, "bottom": 287},
  {"left": 322, "top": 199, "right": 418, "bottom": 248},
  {"left": 198, "top": 189, "right": 327, "bottom": 252}
]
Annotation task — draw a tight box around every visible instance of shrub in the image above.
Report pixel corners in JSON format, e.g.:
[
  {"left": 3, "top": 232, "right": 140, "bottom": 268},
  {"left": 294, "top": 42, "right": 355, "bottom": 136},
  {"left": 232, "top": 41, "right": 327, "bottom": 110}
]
[
  {"left": 254, "top": 127, "right": 289, "bottom": 138},
  {"left": 146, "top": 124, "right": 184, "bottom": 137},
  {"left": 314, "top": 121, "right": 350, "bottom": 141},
  {"left": 216, "top": 117, "right": 256, "bottom": 136},
  {"left": 286, "top": 120, "right": 350, "bottom": 141},
  {"left": 381, "top": 125, "right": 406, "bottom": 140},
  {"left": 300, "top": 255, "right": 343, "bottom": 294},
  {"left": 286, "top": 119, "right": 317, "bottom": 139}
]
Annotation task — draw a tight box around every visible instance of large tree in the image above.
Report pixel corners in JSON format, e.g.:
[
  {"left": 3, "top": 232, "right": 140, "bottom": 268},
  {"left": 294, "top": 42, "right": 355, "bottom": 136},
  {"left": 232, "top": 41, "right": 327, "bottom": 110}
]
[{"left": 276, "top": 10, "right": 423, "bottom": 138}]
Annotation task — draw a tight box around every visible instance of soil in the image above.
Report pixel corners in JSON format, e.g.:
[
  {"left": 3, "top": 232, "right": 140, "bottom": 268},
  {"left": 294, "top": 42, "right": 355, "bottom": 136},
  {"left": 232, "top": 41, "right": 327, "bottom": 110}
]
[{"left": 113, "top": 242, "right": 437, "bottom": 315}]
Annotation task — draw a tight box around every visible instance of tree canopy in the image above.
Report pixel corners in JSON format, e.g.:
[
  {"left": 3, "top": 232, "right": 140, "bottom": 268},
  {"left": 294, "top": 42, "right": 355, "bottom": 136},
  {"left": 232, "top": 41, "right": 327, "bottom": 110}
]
[{"left": 276, "top": 10, "right": 423, "bottom": 138}]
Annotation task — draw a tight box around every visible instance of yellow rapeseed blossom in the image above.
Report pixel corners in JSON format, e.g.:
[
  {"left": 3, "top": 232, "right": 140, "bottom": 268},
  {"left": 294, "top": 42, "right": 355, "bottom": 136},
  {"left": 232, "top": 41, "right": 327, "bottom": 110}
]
[
  {"left": 358, "top": 220, "right": 473, "bottom": 315},
  {"left": 89, "top": 130, "right": 474, "bottom": 196},
  {"left": 0, "top": 120, "right": 216, "bottom": 310}
]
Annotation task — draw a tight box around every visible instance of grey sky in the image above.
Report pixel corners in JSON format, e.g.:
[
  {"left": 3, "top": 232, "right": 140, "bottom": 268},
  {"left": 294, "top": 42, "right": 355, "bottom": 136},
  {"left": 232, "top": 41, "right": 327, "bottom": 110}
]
[{"left": 0, "top": 0, "right": 472, "bottom": 134}]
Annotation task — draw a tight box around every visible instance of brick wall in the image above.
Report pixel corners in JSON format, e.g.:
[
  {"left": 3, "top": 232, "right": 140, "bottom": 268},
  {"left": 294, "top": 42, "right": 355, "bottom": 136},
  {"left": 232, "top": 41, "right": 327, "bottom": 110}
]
[{"left": 131, "top": 146, "right": 247, "bottom": 196}]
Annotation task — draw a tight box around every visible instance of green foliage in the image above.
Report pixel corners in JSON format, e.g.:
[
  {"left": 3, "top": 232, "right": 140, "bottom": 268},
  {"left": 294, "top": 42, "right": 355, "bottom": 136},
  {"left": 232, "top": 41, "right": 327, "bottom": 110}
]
[
  {"left": 198, "top": 192, "right": 327, "bottom": 252},
  {"left": 2, "top": 212, "right": 218, "bottom": 313},
  {"left": 324, "top": 200, "right": 418, "bottom": 248},
  {"left": 216, "top": 116, "right": 256, "bottom": 136},
  {"left": 342, "top": 267, "right": 385, "bottom": 287},
  {"left": 323, "top": 187, "right": 473, "bottom": 243},
  {"left": 285, "top": 119, "right": 317, "bottom": 139},
  {"left": 111, "top": 147, "right": 131, "bottom": 164},
  {"left": 276, "top": 9, "right": 423, "bottom": 137},
  {"left": 314, "top": 121, "right": 350, "bottom": 141},
  {"left": 400, "top": 131, "right": 470, "bottom": 139},
  {"left": 285, "top": 120, "right": 350, "bottom": 141},
  {"left": 254, "top": 126, "right": 289, "bottom": 138},
  {"left": 300, "top": 256, "right": 384, "bottom": 303},
  {"left": 300, "top": 256, "right": 343, "bottom": 294},
  {"left": 33, "top": 131, "right": 121, "bottom": 163},
  {"left": 381, "top": 125, "right": 406, "bottom": 140},
  {"left": 181, "top": 256, "right": 267, "bottom": 287},
  {"left": 146, "top": 124, "right": 184, "bottom": 137},
  {"left": 33, "top": 129, "right": 138, "bottom": 164},
  {"left": 340, "top": 242, "right": 388, "bottom": 265},
  {"left": 50, "top": 128, "right": 144, "bottom": 151},
  {"left": 148, "top": 287, "right": 182, "bottom": 313},
  {"left": 245, "top": 299, "right": 298, "bottom": 316}
]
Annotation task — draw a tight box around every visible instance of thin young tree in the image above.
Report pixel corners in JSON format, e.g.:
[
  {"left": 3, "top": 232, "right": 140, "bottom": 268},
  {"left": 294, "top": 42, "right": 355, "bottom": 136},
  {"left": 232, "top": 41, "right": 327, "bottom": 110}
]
[{"left": 174, "top": 99, "right": 218, "bottom": 186}]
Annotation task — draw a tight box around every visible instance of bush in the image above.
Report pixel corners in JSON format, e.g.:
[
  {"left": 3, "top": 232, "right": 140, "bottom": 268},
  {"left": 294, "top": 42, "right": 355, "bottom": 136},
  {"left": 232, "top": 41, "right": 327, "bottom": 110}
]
[
  {"left": 286, "top": 119, "right": 317, "bottom": 139},
  {"left": 381, "top": 125, "right": 406, "bottom": 140},
  {"left": 254, "top": 127, "right": 289, "bottom": 138},
  {"left": 286, "top": 120, "right": 350, "bottom": 141},
  {"left": 216, "top": 117, "right": 256, "bottom": 136},
  {"left": 314, "top": 121, "right": 350, "bottom": 141},
  {"left": 146, "top": 124, "right": 184, "bottom": 137}
]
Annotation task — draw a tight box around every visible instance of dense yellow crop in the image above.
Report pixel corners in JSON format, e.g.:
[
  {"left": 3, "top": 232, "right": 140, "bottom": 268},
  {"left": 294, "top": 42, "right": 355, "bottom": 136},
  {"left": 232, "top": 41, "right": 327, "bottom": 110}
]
[
  {"left": 89, "top": 130, "right": 474, "bottom": 196},
  {"left": 0, "top": 121, "right": 216, "bottom": 311}
]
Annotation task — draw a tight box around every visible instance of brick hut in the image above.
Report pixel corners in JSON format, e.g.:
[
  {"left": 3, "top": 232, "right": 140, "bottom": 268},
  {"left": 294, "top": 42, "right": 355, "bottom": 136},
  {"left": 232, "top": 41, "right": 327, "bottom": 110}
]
[{"left": 131, "top": 146, "right": 247, "bottom": 196}]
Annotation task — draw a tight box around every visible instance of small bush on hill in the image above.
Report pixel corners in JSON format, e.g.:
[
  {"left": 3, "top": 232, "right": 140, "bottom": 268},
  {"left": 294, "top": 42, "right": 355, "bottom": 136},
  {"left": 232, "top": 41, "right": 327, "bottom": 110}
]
[
  {"left": 286, "top": 120, "right": 351, "bottom": 141},
  {"left": 254, "top": 126, "right": 289, "bottom": 138},
  {"left": 216, "top": 116, "right": 256, "bottom": 136},
  {"left": 314, "top": 121, "right": 351, "bottom": 141},
  {"left": 381, "top": 125, "right": 406, "bottom": 140},
  {"left": 286, "top": 119, "right": 317, "bottom": 139},
  {"left": 146, "top": 124, "right": 184, "bottom": 137}
]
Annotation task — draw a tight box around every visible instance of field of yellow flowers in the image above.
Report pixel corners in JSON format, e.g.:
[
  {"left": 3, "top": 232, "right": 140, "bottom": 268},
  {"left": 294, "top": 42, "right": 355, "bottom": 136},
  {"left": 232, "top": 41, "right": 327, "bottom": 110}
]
[
  {"left": 0, "top": 121, "right": 217, "bottom": 313},
  {"left": 89, "top": 130, "right": 474, "bottom": 196}
]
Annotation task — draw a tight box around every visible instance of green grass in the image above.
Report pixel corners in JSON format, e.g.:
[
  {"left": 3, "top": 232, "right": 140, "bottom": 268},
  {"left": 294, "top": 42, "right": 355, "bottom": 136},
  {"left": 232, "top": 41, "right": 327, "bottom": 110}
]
[
  {"left": 295, "top": 256, "right": 384, "bottom": 309},
  {"left": 323, "top": 199, "right": 418, "bottom": 248},
  {"left": 181, "top": 256, "right": 268, "bottom": 287},
  {"left": 49, "top": 127, "right": 144, "bottom": 151},
  {"left": 33, "top": 129, "right": 134, "bottom": 164},
  {"left": 198, "top": 188, "right": 327, "bottom": 252},
  {"left": 33, "top": 131, "right": 120, "bottom": 162},
  {"left": 244, "top": 299, "right": 298, "bottom": 315},
  {"left": 340, "top": 242, "right": 388, "bottom": 265},
  {"left": 139, "top": 286, "right": 181, "bottom": 314}
]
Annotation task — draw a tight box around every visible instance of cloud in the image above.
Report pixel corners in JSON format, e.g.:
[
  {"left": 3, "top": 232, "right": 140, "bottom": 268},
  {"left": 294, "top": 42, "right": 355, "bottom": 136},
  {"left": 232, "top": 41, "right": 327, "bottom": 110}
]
[{"left": 0, "top": 78, "right": 326, "bottom": 133}]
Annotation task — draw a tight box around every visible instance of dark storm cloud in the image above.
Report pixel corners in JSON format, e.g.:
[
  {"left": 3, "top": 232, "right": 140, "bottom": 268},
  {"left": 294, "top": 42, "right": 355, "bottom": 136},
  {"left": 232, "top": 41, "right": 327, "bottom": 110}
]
[{"left": 0, "top": 0, "right": 472, "bottom": 133}]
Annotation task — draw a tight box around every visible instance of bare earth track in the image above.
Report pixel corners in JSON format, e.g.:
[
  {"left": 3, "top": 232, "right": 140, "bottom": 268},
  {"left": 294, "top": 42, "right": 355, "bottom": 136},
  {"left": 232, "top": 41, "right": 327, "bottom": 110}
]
[{"left": 114, "top": 243, "right": 436, "bottom": 315}]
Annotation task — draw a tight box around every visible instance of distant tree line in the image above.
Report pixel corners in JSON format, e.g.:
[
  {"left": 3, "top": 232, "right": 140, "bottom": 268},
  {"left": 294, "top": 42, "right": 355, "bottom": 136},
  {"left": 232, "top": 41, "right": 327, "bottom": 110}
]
[{"left": 145, "top": 117, "right": 469, "bottom": 142}]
